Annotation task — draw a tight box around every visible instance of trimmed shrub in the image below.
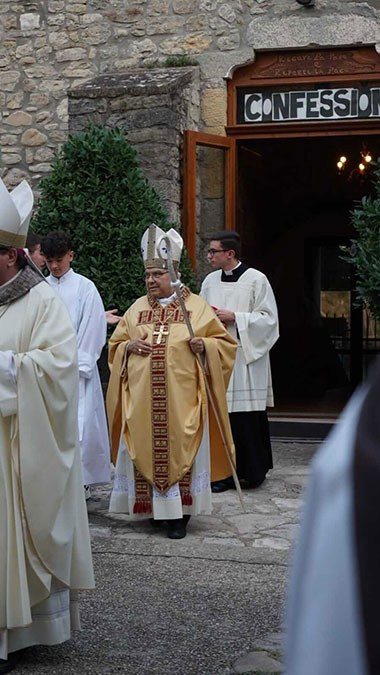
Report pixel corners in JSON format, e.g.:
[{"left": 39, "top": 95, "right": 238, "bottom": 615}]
[
  {"left": 32, "top": 125, "right": 195, "bottom": 311},
  {"left": 343, "top": 159, "right": 380, "bottom": 320}
]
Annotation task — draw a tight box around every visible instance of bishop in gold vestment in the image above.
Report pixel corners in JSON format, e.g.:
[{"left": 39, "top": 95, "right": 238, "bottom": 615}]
[{"left": 107, "top": 225, "right": 236, "bottom": 538}]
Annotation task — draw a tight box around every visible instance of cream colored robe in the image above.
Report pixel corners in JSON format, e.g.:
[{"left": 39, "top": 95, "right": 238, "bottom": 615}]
[
  {"left": 200, "top": 267, "right": 279, "bottom": 411},
  {"left": 47, "top": 269, "right": 110, "bottom": 486},
  {"left": 0, "top": 281, "right": 94, "bottom": 653},
  {"left": 107, "top": 288, "right": 237, "bottom": 509}
]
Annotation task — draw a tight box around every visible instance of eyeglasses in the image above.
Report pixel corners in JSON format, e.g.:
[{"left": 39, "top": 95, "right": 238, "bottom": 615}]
[
  {"left": 143, "top": 270, "right": 169, "bottom": 280},
  {"left": 207, "top": 248, "right": 228, "bottom": 257}
]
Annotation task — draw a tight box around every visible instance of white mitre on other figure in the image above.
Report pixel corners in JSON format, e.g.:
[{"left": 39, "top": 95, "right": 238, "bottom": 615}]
[
  {"left": 141, "top": 223, "right": 183, "bottom": 270},
  {"left": 0, "top": 178, "right": 34, "bottom": 248}
]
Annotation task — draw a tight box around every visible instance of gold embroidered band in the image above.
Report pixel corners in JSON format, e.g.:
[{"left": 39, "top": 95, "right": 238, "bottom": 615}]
[
  {"left": 0, "top": 229, "right": 26, "bottom": 248},
  {"left": 132, "top": 287, "right": 194, "bottom": 514}
]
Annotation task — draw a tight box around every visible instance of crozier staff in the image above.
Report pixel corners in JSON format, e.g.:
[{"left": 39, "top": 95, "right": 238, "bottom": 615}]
[
  {"left": 107, "top": 224, "right": 237, "bottom": 540},
  {"left": 159, "top": 233, "right": 245, "bottom": 510}
]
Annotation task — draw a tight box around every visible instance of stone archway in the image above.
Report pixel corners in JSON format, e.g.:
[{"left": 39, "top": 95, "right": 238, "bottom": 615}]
[{"left": 246, "top": 6, "right": 380, "bottom": 54}]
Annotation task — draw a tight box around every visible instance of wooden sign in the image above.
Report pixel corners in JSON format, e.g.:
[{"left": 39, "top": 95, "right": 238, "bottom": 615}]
[
  {"left": 238, "top": 86, "right": 380, "bottom": 124},
  {"left": 247, "top": 49, "right": 380, "bottom": 80}
]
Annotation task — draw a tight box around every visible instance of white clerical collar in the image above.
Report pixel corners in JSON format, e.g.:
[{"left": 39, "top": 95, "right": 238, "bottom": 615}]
[
  {"left": 224, "top": 261, "right": 241, "bottom": 276},
  {"left": 49, "top": 267, "right": 74, "bottom": 284},
  {"left": 158, "top": 290, "right": 177, "bottom": 306}
]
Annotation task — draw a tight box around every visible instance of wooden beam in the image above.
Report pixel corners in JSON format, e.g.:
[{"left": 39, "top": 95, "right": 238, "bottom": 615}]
[{"left": 182, "top": 130, "right": 197, "bottom": 270}]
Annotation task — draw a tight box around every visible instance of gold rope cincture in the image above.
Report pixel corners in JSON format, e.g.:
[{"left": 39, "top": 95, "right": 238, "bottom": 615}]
[{"left": 158, "top": 236, "right": 246, "bottom": 513}]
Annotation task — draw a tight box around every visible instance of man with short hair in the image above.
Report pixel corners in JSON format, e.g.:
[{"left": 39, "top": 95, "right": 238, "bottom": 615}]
[
  {"left": 25, "top": 232, "right": 45, "bottom": 271},
  {"left": 0, "top": 180, "right": 94, "bottom": 673},
  {"left": 107, "top": 225, "right": 236, "bottom": 539},
  {"left": 41, "top": 231, "right": 110, "bottom": 493},
  {"left": 200, "top": 231, "right": 279, "bottom": 491}
]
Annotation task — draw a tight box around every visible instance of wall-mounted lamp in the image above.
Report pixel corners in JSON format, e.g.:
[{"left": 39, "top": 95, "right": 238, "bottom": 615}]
[{"left": 296, "top": 0, "right": 315, "bottom": 6}]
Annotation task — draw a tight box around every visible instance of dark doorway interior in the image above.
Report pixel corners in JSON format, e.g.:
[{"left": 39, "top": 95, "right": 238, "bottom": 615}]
[{"left": 237, "top": 134, "right": 380, "bottom": 417}]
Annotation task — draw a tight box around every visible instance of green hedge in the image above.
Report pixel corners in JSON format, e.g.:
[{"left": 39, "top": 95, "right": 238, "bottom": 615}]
[
  {"left": 343, "top": 159, "right": 380, "bottom": 321},
  {"left": 32, "top": 125, "right": 195, "bottom": 311}
]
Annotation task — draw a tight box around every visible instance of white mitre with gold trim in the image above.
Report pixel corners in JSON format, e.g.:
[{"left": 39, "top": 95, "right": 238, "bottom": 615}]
[
  {"left": 141, "top": 224, "right": 183, "bottom": 270},
  {"left": 0, "top": 178, "right": 34, "bottom": 248}
]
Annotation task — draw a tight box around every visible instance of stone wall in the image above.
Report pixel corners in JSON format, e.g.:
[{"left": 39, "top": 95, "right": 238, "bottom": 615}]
[
  {"left": 69, "top": 68, "right": 200, "bottom": 223},
  {"left": 2, "top": 0, "right": 380, "bottom": 191}
]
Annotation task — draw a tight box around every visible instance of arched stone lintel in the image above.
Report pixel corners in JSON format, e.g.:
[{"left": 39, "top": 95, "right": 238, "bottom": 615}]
[
  {"left": 246, "top": 14, "right": 380, "bottom": 54},
  {"left": 225, "top": 16, "right": 380, "bottom": 80},
  {"left": 225, "top": 53, "right": 256, "bottom": 81}
]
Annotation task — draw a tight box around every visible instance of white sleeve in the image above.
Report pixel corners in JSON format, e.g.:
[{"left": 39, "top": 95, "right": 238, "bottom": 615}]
[
  {"left": 0, "top": 350, "right": 17, "bottom": 417},
  {"left": 234, "top": 275, "right": 279, "bottom": 365},
  {"left": 76, "top": 284, "right": 107, "bottom": 379}
]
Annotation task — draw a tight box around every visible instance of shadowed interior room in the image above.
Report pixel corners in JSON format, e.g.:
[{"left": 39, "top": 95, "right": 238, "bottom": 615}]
[{"left": 237, "top": 134, "right": 380, "bottom": 416}]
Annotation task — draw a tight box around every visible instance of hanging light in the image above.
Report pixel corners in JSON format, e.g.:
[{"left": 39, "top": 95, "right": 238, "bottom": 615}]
[
  {"left": 336, "top": 150, "right": 375, "bottom": 176},
  {"left": 337, "top": 155, "right": 347, "bottom": 171}
]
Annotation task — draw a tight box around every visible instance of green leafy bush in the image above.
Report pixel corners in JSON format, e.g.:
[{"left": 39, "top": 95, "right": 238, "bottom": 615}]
[
  {"left": 32, "top": 125, "right": 195, "bottom": 311},
  {"left": 342, "top": 159, "right": 380, "bottom": 320}
]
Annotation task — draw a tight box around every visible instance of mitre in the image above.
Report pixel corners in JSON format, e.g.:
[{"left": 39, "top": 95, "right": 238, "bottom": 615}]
[
  {"left": 0, "top": 178, "right": 34, "bottom": 248},
  {"left": 141, "top": 224, "right": 183, "bottom": 270}
]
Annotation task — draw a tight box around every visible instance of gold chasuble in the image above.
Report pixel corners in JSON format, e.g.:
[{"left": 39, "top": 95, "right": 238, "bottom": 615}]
[{"left": 107, "top": 287, "right": 236, "bottom": 514}]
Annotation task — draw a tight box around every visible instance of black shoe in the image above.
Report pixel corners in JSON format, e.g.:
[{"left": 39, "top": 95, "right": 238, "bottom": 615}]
[
  {"left": 249, "top": 476, "right": 266, "bottom": 489},
  {"left": 149, "top": 518, "right": 165, "bottom": 527},
  {"left": 0, "top": 653, "right": 19, "bottom": 674},
  {"left": 211, "top": 477, "right": 233, "bottom": 493},
  {"left": 167, "top": 517, "right": 187, "bottom": 539}
]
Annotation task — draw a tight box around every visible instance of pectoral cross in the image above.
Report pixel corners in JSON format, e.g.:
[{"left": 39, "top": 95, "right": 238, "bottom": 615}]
[{"left": 153, "top": 324, "right": 169, "bottom": 345}]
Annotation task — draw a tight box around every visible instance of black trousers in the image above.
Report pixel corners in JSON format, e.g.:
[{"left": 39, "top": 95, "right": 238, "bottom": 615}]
[{"left": 229, "top": 410, "right": 273, "bottom": 485}]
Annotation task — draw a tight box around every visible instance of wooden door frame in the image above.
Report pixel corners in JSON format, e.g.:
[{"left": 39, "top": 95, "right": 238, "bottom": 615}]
[
  {"left": 182, "top": 47, "right": 380, "bottom": 269},
  {"left": 183, "top": 130, "right": 236, "bottom": 269},
  {"left": 226, "top": 46, "right": 380, "bottom": 139}
]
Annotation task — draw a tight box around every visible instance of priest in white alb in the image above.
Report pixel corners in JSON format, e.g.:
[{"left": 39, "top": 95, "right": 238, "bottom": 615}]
[
  {"left": 0, "top": 179, "right": 94, "bottom": 674},
  {"left": 41, "top": 231, "right": 111, "bottom": 495},
  {"left": 107, "top": 225, "right": 237, "bottom": 539},
  {"left": 200, "top": 230, "right": 279, "bottom": 492}
]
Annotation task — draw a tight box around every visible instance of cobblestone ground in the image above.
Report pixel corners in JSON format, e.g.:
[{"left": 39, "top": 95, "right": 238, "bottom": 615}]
[{"left": 15, "top": 441, "right": 318, "bottom": 675}]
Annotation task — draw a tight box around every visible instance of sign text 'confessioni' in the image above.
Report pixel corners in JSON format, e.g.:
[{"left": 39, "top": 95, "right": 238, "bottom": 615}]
[{"left": 242, "top": 87, "right": 380, "bottom": 123}]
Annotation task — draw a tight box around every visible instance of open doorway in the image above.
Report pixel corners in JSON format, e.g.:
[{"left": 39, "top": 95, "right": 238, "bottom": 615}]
[{"left": 237, "top": 134, "right": 380, "bottom": 417}]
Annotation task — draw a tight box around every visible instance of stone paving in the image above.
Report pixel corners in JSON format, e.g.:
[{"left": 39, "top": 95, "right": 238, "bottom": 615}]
[
  {"left": 89, "top": 441, "right": 316, "bottom": 563},
  {"left": 86, "top": 440, "right": 317, "bottom": 675},
  {"left": 14, "top": 440, "right": 318, "bottom": 675}
]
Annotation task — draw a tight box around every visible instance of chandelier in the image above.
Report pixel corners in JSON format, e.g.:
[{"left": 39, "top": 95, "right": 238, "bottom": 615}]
[{"left": 336, "top": 150, "right": 373, "bottom": 179}]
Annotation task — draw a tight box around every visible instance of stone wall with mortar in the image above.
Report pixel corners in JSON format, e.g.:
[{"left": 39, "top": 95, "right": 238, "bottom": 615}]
[
  {"left": 68, "top": 68, "right": 200, "bottom": 224},
  {"left": 2, "top": 0, "right": 380, "bottom": 193}
]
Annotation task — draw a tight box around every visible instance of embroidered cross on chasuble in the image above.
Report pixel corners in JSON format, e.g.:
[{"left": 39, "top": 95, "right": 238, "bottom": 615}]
[{"left": 133, "top": 287, "right": 194, "bottom": 514}]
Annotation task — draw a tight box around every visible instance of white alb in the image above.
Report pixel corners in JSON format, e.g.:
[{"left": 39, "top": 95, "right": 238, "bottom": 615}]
[
  {"left": 47, "top": 268, "right": 110, "bottom": 485},
  {"left": 200, "top": 267, "right": 279, "bottom": 412}
]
